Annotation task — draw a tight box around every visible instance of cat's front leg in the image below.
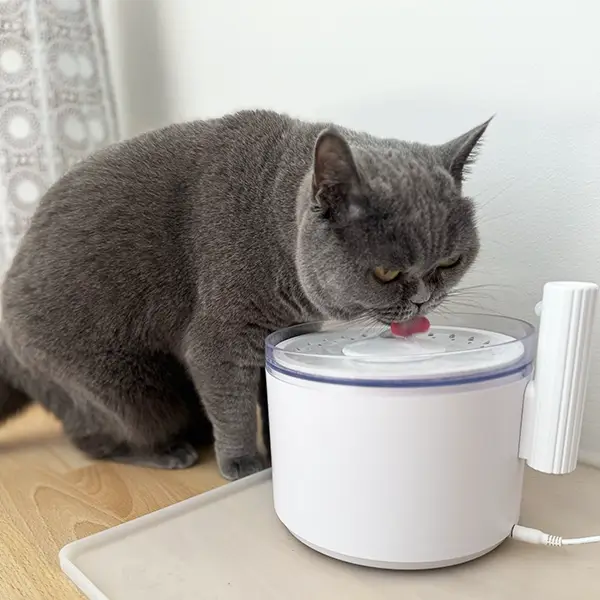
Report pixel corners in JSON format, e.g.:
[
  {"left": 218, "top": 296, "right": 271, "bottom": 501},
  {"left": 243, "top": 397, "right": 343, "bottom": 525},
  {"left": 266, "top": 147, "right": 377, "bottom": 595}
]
[
  {"left": 201, "top": 363, "right": 265, "bottom": 480},
  {"left": 185, "top": 343, "right": 265, "bottom": 480}
]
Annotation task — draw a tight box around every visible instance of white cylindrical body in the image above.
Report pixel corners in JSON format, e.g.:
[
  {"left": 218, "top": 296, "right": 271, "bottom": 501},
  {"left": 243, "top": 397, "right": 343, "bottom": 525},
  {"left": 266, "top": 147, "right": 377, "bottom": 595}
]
[
  {"left": 267, "top": 370, "right": 529, "bottom": 569},
  {"left": 522, "top": 282, "right": 598, "bottom": 474}
]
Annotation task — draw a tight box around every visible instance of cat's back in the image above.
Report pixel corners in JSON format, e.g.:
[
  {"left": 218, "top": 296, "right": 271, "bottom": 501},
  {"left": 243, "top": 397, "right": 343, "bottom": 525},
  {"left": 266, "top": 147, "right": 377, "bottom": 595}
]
[
  {"left": 2, "top": 111, "right": 312, "bottom": 342},
  {"left": 22, "top": 110, "right": 304, "bottom": 240}
]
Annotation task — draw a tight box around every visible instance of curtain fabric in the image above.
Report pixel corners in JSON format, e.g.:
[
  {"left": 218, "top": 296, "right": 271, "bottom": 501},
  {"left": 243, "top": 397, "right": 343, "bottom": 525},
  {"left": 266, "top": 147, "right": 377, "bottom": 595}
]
[{"left": 0, "top": 0, "right": 118, "bottom": 281}]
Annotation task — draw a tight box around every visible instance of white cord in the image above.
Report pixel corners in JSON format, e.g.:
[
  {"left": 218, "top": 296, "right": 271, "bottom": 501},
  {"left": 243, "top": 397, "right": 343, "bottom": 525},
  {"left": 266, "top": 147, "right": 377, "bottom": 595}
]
[{"left": 511, "top": 525, "right": 600, "bottom": 547}]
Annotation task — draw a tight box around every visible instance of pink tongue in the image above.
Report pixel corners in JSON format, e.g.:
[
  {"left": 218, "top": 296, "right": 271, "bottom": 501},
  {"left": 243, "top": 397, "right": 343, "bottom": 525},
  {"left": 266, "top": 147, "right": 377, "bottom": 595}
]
[{"left": 390, "top": 316, "right": 431, "bottom": 338}]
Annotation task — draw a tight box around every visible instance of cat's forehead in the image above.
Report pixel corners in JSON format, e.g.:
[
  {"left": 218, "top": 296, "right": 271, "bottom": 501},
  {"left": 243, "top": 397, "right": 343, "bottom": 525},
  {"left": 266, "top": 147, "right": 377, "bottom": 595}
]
[
  {"left": 341, "top": 193, "right": 477, "bottom": 267},
  {"left": 353, "top": 146, "right": 453, "bottom": 205},
  {"left": 364, "top": 225, "right": 449, "bottom": 266}
]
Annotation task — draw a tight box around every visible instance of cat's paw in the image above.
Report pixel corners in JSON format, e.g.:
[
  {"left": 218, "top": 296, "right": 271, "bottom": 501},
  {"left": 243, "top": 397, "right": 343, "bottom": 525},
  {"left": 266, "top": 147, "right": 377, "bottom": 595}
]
[
  {"left": 217, "top": 453, "right": 266, "bottom": 481},
  {"left": 116, "top": 442, "right": 199, "bottom": 470},
  {"left": 160, "top": 442, "right": 200, "bottom": 469}
]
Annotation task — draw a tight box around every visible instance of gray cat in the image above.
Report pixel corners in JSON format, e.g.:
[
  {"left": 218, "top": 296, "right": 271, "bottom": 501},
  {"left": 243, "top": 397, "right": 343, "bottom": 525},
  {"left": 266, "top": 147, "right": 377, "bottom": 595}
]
[{"left": 0, "top": 110, "right": 488, "bottom": 480}]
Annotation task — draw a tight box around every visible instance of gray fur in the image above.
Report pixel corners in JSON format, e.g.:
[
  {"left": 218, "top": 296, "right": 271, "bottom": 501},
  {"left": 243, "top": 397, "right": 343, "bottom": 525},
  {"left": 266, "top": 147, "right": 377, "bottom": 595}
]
[{"left": 0, "top": 110, "right": 488, "bottom": 479}]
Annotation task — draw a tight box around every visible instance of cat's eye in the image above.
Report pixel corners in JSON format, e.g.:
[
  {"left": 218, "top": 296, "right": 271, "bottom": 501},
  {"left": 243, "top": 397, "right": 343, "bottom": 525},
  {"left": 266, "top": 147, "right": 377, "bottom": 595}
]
[
  {"left": 374, "top": 267, "right": 401, "bottom": 283},
  {"left": 438, "top": 256, "right": 461, "bottom": 269}
]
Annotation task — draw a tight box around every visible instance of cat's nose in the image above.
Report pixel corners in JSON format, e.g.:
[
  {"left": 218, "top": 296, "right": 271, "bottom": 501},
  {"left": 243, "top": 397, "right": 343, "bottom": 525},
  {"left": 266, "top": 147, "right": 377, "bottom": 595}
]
[{"left": 410, "top": 281, "right": 431, "bottom": 305}]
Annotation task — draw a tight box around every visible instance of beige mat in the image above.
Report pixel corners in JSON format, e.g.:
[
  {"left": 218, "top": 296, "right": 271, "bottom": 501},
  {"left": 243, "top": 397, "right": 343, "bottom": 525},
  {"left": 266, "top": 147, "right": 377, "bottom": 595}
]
[{"left": 60, "top": 467, "right": 600, "bottom": 599}]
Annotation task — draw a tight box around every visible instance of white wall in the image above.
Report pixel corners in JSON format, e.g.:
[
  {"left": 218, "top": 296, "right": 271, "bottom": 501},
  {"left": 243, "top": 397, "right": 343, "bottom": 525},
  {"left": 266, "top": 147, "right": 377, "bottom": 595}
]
[{"left": 101, "top": 0, "right": 600, "bottom": 463}]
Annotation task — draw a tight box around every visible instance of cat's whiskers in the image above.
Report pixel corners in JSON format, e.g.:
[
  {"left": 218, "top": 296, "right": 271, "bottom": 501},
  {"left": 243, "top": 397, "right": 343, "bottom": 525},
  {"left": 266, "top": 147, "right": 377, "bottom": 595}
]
[
  {"left": 326, "top": 313, "right": 384, "bottom": 338},
  {"left": 357, "top": 311, "right": 388, "bottom": 337},
  {"left": 473, "top": 178, "right": 519, "bottom": 211},
  {"left": 476, "top": 211, "right": 516, "bottom": 226},
  {"left": 441, "top": 298, "right": 508, "bottom": 317},
  {"left": 452, "top": 283, "right": 516, "bottom": 293},
  {"left": 430, "top": 283, "right": 514, "bottom": 318},
  {"left": 451, "top": 282, "right": 517, "bottom": 299}
]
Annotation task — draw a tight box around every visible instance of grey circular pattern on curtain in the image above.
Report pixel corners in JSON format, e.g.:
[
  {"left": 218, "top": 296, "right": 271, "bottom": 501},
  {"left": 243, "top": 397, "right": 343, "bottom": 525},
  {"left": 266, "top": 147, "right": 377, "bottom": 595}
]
[{"left": 0, "top": 0, "right": 119, "bottom": 278}]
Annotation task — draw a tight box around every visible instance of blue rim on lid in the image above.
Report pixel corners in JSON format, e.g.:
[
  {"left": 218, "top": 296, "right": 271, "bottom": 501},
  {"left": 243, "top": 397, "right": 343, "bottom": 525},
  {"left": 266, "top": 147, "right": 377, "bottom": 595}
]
[{"left": 265, "top": 314, "right": 536, "bottom": 388}]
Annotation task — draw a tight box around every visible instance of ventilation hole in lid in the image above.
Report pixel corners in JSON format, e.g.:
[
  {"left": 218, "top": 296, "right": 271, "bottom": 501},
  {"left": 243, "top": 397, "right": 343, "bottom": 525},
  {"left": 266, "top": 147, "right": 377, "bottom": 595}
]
[
  {"left": 449, "top": 334, "right": 456, "bottom": 339},
  {"left": 468, "top": 336, "right": 475, "bottom": 341},
  {"left": 428, "top": 333, "right": 434, "bottom": 337}
]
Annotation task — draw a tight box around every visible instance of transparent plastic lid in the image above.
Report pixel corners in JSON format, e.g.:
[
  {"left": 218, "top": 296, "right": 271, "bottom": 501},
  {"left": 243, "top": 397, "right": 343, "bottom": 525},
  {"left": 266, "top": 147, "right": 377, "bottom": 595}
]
[{"left": 265, "top": 314, "right": 535, "bottom": 387}]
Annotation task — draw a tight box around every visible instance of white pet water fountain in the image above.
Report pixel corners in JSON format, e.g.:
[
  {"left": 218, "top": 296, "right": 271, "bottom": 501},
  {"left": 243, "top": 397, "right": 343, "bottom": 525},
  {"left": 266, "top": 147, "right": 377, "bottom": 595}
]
[
  {"left": 58, "top": 280, "right": 600, "bottom": 598},
  {"left": 266, "top": 281, "right": 598, "bottom": 570}
]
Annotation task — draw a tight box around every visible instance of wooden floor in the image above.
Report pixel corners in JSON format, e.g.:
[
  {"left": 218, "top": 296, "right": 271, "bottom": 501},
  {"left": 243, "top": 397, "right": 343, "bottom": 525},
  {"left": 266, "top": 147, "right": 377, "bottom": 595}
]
[{"left": 0, "top": 406, "right": 225, "bottom": 599}]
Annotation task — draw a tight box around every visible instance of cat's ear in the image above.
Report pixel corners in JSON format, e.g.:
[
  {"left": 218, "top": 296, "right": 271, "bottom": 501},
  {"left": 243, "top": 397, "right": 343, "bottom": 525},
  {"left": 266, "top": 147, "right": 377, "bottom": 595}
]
[
  {"left": 438, "top": 117, "right": 493, "bottom": 186},
  {"left": 312, "top": 128, "right": 360, "bottom": 211}
]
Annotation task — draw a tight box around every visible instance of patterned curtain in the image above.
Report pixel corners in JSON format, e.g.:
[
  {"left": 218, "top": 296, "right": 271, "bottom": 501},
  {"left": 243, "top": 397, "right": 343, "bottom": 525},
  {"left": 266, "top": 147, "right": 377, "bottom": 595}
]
[{"left": 0, "top": 0, "right": 119, "bottom": 282}]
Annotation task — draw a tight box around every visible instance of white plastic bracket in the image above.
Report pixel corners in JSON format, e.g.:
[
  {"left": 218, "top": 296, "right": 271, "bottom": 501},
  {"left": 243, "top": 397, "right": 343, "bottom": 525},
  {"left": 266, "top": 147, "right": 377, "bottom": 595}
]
[{"left": 519, "top": 281, "right": 598, "bottom": 474}]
